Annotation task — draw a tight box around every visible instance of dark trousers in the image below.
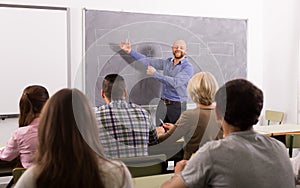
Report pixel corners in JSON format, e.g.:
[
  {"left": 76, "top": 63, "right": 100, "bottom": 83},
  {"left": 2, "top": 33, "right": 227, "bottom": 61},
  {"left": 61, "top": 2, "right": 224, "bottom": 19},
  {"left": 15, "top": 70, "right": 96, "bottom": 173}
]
[
  {"left": 155, "top": 100, "right": 187, "bottom": 126},
  {"left": 152, "top": 100, "right": 187, "bottom": 164}
]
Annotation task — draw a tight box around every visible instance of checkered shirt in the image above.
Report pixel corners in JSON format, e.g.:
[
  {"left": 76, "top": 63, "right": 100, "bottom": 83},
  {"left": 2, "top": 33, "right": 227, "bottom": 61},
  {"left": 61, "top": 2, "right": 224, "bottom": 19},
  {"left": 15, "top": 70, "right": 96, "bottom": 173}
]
[{"left": 96, "top": 100, "right": 158, "bottom": 159}]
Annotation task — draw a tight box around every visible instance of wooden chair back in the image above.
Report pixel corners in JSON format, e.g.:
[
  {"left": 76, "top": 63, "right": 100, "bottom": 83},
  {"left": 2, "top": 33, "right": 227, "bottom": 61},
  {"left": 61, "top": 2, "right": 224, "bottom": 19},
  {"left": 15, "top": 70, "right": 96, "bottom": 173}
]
[{"left": 265, "top": 110, "right": 284, "bottom": 125}]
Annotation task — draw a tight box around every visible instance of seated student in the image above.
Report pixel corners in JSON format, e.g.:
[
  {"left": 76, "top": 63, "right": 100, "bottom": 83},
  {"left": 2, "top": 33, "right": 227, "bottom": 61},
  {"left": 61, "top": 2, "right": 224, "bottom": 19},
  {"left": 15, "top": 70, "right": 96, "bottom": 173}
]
[
  {"left": 15, "top": 88, "right": 133, "bottom": 188},
  {"left": 161, "top": 79, "right": 295, "bottom": 188},
  {"left": 96, "top": 74, "right": 159, "bottom": 159},
  {"left": 157, "top": 72, "right": 223, "bottom": 160},
  {"left": 0, "top": 85, "right": 49, "bottom": 168}
]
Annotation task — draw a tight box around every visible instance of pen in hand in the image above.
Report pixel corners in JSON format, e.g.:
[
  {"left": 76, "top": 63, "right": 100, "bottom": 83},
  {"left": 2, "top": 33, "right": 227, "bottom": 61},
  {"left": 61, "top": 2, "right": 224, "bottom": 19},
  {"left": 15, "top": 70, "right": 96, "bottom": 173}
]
[
  {"left": 159, "top": 119, "right": 167, "bottom": 133},
  {"left": 159, "top": 119, "right": 164, "bottom": 125}
]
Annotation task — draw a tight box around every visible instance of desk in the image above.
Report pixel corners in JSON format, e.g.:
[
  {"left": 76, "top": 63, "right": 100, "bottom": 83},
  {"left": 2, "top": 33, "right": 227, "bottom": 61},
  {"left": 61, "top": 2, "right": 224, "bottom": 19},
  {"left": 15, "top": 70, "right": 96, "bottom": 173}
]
[
  {"left": 133, "top": 173, "right": 173, "bottom": 188},
  {"left": 0, "top": 158, "right": 20, "bottom": 177},
  {"left": 0, "top": 160, "right": 15, "bottom": 177},
  {"left": 253, "top": 124, "right": 300, "bottom": 136}
]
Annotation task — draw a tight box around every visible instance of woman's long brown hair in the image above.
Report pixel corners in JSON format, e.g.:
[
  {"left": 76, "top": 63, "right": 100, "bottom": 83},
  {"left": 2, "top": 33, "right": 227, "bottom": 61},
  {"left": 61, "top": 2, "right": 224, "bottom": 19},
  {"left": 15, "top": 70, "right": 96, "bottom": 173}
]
[
  {"left": 18, "top": 85, "right": 49, "bottom": 127},
  {"left": 35, "top": 88, "right": 106, "bottom": 188}
]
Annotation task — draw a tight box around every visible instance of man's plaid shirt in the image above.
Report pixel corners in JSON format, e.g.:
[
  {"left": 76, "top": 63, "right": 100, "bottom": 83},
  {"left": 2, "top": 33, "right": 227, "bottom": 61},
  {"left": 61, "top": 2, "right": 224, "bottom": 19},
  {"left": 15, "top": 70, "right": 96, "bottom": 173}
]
[{"left": 96, "top": 100, "right": 158, "bottom": 159}]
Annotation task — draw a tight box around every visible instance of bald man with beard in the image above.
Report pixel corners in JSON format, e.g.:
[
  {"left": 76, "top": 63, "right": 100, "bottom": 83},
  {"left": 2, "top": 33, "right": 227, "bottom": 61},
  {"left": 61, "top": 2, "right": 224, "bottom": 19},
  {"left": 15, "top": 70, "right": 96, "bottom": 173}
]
[{"left": 120, "top": 40, "right": 194, "bottom": 126}]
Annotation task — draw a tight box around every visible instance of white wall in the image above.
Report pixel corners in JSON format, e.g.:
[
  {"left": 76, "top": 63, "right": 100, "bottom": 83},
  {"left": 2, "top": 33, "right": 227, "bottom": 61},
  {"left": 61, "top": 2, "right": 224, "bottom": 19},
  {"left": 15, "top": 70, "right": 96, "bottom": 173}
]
[
  {"left": 0, "top": 0, "right": 299, "bottom": 141},
  {"left": 262, "top": 0, "right": 300, "bottom": 124}
]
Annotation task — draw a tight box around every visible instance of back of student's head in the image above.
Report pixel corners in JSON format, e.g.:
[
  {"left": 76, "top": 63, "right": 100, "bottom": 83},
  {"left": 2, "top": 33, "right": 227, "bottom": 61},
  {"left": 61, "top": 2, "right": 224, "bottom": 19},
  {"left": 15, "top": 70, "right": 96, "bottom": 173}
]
[
  {"left": 102, "top": 74, "right": 126, "bottom": 100},
  {"left": 187, "top": 72, "right": 218, "bottom": 105},
  {"left": 19, "top": 85, "right": 49, "bottom": 127},
  {"left": 36, "top": 88, "right": 104, "bottom": 188},
  {"left": 215, "top": 79, "right": 263, "bottom": 130}
]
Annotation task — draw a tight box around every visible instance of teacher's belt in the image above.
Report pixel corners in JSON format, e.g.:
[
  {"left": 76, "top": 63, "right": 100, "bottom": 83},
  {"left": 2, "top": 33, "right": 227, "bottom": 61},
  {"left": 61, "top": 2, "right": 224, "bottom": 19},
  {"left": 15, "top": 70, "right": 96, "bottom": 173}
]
[{"left": 161, "top": 98, "right": 186, "bottom": 105}]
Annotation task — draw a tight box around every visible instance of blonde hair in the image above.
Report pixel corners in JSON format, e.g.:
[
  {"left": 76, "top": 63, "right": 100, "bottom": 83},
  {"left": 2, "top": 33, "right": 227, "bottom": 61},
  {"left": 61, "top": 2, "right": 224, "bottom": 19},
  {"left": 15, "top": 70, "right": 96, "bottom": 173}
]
[{"left": 187, "top": 72, "right": 218, "bottom": 105}]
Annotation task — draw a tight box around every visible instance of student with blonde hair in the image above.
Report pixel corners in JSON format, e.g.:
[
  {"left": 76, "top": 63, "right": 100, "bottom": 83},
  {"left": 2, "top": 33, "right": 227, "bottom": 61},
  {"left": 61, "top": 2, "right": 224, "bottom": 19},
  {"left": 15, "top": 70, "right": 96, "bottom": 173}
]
[
  {"left": 0, "top": 85, "right": 49, "bottom": 168},
  {"left": 15, "top": 88, "right": 133, "bottom": 188},
  {"left": 157, "top": 72, "right": 222, "bottom": 160}
]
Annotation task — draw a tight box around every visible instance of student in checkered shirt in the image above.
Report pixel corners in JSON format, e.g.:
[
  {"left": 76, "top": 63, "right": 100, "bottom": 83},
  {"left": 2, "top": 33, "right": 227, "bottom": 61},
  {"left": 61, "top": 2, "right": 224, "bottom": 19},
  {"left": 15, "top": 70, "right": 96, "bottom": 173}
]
[{"left": 96, "top": 74, "right": 159, "bottom": 159}]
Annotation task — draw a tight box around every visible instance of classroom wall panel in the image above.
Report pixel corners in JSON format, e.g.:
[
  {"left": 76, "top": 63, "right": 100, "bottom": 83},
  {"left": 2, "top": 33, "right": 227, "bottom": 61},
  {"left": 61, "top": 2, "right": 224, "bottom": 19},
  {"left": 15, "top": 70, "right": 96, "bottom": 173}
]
[{"left": 0, "top": 4, "right": 70, "bottom": 116}]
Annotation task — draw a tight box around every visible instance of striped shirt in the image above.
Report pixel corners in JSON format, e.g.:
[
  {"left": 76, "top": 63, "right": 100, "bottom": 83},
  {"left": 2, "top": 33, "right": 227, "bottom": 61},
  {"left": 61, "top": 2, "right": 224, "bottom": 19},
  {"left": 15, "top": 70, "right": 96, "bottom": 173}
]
[{"left": 96, "top": 100, "right": 158, "bottom": 159}]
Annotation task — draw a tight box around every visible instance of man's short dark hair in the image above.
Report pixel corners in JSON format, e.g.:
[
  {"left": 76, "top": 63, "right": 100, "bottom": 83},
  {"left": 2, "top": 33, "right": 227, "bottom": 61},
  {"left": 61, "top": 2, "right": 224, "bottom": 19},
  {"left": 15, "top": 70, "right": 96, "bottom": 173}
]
[
  {"left": 102, "top": 74, "right": 125, "bottom": 100},
  {"left": 215, "top": 79, "right": 263, "bottom": 130}
]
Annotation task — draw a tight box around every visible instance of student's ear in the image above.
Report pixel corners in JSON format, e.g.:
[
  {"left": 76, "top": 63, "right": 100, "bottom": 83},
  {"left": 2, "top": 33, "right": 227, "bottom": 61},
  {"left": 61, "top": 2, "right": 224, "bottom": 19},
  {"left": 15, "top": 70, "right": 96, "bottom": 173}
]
[
  {"left": 101, "top": 89, "right": 105, "bottom": 99},
  {"left": 123, "top": 89, "right": 127, "bottom": 98}
]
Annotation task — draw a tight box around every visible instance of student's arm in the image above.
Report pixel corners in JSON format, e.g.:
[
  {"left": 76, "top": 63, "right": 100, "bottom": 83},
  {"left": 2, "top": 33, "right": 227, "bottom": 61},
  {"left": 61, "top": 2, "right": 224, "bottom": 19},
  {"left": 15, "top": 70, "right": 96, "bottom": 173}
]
[
  {"left": 14, "top": 166, "right": 36, "bottom": 188},
  {"left": 161, "top": 160, "right": 188, "bottom": 188},
  {"left": 148, "top": 127, "right": 159, "bottom": 145},
  {"left": 158, "top": 123, "right": 177, "bottom": 142},
  {"left": 120, "top": 162, "right": 134, "bottom": 188},
  {"left": 148, "top": 113, "right": 159, "bottom": 145},
  {"left": 0, "top": 131, "right": 20, "bottom": 161},
  {"left": 158, "top": 111, "right": 192, "bottom": 143},
  {"left": 161, "top": 175, "right": 188, "bottom": 188}
]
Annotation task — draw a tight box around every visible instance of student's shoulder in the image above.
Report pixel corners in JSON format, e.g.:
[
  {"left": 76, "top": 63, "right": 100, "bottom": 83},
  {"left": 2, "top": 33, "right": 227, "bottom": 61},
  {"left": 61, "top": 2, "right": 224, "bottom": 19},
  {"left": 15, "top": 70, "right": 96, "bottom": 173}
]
[
  {"left": 183, "top": 108, "right": 199, "bottom": 115},
  {"left": 13, "top": 125, "right": 36, "bottom": 137},
  {"left": 97, "top": 158, "right": 133, "bottom": 187},
  {"left": 99, "top": 158, "right": 124, "bottom": 169},
  {"left": 128, "top": 102, "right": 148, "bottom": 112},
  {"left": 14, "top": 165, "right": 37, "bottom": 188},
  {"left": 264, "top": 134, "right": 287, "bottom": 148},
  {"left": 178, "top": 108, "right": 200, "bottom": 121},
  {"left": 191, "top": 140, "right": 224, "bottom": 161},
  {"left": 95, "top": 104, "right": 111, "bottom": 112},
  {"left": 98, "top": 158, "right": 130, "bottom": 179},
  {"left": 128, "top": 102, "right": 140, "bottom": 107}
]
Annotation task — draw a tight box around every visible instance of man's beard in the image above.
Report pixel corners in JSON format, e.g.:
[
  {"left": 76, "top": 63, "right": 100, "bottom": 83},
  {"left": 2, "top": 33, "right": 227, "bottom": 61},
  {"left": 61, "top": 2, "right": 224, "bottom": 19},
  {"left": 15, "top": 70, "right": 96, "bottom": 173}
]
[{"left": 173, "top": 51, "right": 185, "bottom": 59}]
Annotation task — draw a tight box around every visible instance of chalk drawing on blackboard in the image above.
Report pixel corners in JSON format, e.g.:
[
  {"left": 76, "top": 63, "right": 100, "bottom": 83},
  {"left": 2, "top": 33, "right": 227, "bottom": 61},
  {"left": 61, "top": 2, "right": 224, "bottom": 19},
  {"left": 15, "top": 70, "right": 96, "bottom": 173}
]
[
  {"left": 95, "top": 29, "right": 129, "bottom": 46},
  {"left": 207, "top": 42, "right": 235, "bottom": 56},
  {"left": 186, "top": 42, "right": 202, "bottom": 56}
]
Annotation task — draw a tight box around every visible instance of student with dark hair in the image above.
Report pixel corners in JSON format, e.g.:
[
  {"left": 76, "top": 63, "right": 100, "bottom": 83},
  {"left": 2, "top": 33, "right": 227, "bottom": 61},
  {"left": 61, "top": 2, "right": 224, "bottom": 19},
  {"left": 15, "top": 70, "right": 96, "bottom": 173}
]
[
  {"left": 161, "top": 79, "right": 295, "bottom": 188},
  {"left": 97, "top": 74, "right": 158, "bottom": 158},
  {"left": 0, "top": 85, "right": 49, "bottom": 168},
  {"left": 15, "top": 88, "right": 133, "bottom": 188}
]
